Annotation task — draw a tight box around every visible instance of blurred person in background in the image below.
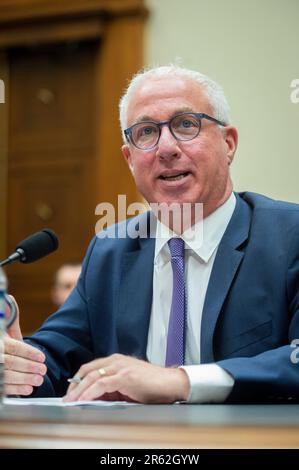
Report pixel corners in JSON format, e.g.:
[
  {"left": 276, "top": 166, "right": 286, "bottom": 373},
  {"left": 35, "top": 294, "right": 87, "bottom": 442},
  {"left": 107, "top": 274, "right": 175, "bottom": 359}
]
[{"left": 51, "top": 263, "right": 81, "bottom": 307}]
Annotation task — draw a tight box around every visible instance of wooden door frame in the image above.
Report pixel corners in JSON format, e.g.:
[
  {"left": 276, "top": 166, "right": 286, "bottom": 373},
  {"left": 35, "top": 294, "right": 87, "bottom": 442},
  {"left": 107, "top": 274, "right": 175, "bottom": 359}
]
[{"left": 0, "top": 0, "right": 147, "bottom": 256}]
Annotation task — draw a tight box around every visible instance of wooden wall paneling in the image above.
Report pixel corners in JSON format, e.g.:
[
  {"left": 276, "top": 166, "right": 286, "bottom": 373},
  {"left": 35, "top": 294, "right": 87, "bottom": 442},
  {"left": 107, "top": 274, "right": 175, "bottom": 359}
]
[
  {"left": 7, "top": 40, "right": 100, "bottom": 333},
  {"left": 94, "top": 12, "right": 145, "bottom": 216},
  {"left": 8, "top": 159, "right": 93, "bottom": 256},
  {"left": 8, "top": 42, "right": 96, "bottom": 154},
  {"left": 7, "top": 159, "right": 93, "bottom": 332}
]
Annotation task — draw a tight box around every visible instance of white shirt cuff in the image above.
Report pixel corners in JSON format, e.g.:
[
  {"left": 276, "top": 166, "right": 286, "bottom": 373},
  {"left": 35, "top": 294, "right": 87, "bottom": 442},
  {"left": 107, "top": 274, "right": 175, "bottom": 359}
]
[{"left": 180, "top": 364, "right": 235, "bottom": 403}]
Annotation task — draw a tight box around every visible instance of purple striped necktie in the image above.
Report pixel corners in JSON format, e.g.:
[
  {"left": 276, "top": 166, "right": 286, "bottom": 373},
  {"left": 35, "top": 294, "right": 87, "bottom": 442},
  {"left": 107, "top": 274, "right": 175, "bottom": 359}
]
[{"left": 165, "top": 237, "right": 186, "bottom": 367}]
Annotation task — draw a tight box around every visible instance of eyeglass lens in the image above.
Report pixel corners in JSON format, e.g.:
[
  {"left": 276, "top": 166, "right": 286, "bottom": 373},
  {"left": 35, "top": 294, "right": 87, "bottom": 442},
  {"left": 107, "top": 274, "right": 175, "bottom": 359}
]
[{"left": 131, "top": 113, "right": 201, "bottom": 149}]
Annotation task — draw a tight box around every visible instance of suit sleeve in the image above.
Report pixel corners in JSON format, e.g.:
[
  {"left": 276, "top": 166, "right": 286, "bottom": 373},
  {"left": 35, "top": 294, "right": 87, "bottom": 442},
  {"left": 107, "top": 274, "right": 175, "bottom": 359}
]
[
  {"left": 24, "top": 238, "right": 97, "bottom": 397},
  {"left": 217, "top": 226, "right": 299, "bottom": 403}
]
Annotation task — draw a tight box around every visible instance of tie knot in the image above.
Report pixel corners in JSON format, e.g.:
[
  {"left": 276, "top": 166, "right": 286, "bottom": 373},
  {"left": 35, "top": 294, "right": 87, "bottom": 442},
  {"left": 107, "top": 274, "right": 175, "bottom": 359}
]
[{"left": 168, "top": 237, "right": 184, "bottom": 258}]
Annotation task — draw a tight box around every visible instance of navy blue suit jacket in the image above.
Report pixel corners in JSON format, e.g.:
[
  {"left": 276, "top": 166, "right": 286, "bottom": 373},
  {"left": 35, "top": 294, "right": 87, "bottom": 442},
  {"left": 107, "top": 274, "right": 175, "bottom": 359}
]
[{"left": 27, "top": 192, "right": 299, "bottom": 402}]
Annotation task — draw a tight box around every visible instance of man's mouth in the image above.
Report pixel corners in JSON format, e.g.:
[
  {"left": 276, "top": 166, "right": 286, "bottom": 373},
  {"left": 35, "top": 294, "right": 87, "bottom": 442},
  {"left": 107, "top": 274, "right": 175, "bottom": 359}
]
[{"left": 159, "top": 172, "right": 190, "bottom": 182}]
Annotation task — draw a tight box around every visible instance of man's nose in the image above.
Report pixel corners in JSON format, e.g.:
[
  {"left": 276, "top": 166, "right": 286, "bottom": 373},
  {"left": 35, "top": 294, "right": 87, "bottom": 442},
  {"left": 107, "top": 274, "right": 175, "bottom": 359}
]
[{"left": 156, "top": 125, "right": 181, "bottom": 160}]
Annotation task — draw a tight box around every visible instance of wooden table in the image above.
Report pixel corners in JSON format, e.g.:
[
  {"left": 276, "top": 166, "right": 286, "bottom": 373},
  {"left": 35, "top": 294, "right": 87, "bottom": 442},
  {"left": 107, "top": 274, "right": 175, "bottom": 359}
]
[{"left": 1, "top": 403, "right": 299, "bottom": 449}]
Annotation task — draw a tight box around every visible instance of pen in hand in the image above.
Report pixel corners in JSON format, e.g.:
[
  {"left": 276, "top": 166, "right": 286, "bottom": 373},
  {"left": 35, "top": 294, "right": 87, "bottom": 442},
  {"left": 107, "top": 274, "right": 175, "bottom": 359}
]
[{"left": 67, "top": 376, "right": 82, "bottom": 384}]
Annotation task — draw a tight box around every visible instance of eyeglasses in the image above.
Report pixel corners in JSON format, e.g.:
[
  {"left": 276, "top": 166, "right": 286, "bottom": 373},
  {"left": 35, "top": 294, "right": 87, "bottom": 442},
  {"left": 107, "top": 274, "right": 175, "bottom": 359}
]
[{"left": 124, "top": 112, "right": 226, "bottom": 150}]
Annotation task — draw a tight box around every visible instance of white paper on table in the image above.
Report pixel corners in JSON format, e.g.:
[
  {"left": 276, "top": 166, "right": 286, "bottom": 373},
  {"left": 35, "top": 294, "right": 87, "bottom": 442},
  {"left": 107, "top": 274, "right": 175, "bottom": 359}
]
[{"left": 4, "top": 397, "right": 138, "bottom": 407}]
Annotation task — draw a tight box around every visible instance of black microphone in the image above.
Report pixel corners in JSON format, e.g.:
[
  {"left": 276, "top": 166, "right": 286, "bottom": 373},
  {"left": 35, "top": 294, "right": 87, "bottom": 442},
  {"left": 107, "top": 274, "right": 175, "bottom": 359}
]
[{"left": 0, "top": 229, "right": 59, "bottom": 267}]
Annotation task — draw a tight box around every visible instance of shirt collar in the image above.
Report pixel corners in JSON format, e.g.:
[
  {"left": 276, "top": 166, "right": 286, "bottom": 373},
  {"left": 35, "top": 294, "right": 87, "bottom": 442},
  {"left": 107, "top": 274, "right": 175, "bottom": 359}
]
[{"left": 154, "top": 193, "right": 236, "bottom": 263}]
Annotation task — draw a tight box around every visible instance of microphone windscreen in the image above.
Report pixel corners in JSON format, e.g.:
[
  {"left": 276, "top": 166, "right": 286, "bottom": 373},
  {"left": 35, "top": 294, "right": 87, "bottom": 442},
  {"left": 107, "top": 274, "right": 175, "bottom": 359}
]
[{"left": 16, "top": 229, "right": 59, "bottom": 263}]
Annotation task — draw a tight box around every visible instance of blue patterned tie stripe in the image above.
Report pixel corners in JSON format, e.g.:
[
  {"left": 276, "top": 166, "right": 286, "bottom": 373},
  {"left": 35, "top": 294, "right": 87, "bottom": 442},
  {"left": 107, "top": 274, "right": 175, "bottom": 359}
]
[{"left": 165, "top": 237, "right": 186, "bottom": 367}]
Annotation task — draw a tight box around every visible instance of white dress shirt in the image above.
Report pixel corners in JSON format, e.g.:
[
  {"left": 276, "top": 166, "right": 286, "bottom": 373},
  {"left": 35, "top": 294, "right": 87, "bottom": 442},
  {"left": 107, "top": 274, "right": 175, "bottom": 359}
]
[{"left": 146, "top": 193, "right": 236, "bottom": 403}]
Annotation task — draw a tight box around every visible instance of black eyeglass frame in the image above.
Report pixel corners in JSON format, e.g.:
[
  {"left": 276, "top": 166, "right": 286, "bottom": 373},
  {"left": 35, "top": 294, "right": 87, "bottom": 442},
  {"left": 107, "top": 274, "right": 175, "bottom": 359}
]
[{"left": 124, "top": 112, "right": 227, "bottom": 150}]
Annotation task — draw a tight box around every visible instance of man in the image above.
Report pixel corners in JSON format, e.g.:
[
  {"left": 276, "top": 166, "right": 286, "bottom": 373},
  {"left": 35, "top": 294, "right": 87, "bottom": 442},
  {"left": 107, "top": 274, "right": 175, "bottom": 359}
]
[
  {"left": 4, "top": 65, "right": 299, "bottom": 403},
  {"left": 51, "top": 263, "right": 82, "bottom": 307}
]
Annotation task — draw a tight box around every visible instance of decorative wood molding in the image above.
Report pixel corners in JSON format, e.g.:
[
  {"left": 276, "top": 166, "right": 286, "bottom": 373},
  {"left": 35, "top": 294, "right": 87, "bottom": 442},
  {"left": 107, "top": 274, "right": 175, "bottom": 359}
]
[
  {"left": 0, "top": 0, "right": 147, "bottom": 25},
  {"left": 0, "top": 17, "right": 104, "bottom": 47}
]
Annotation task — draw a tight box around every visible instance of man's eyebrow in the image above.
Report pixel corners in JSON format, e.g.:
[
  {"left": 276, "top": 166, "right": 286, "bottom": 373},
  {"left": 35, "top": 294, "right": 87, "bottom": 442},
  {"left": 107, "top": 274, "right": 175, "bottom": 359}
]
[
  {"left": 135, "top": 115, "right": 152, "bottom": 123},
  {"left": 134, "top": 107, "right": 195, "bottom": 124}
]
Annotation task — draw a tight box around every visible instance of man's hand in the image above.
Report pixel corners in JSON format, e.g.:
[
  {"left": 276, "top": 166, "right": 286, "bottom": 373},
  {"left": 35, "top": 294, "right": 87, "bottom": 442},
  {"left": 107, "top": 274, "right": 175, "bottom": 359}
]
[
  {"left": 63, "top": 354, "right": 190, "bottom": 404},
  {"left": 4, "top": 296, "right": 47, "bottom": 396}
]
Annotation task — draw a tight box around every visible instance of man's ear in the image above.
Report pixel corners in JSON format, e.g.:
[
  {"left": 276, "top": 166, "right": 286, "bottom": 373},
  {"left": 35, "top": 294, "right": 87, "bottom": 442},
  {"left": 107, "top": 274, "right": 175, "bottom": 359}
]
[
  {"left": 122, "top": 144, "right": 134, "bottom": 174},
  {"left": 224, "top": 126, "right": 238, "bottom": 165}
]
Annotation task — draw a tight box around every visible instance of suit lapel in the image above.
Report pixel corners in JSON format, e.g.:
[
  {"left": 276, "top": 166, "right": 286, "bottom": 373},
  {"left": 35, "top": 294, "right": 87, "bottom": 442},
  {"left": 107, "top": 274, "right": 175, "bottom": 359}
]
[
  {"left": 116, "top": 212, "right": 155, "bottom": 359},
  {"left": 200, "top": 194, "right": 252, "bottom": 363}
]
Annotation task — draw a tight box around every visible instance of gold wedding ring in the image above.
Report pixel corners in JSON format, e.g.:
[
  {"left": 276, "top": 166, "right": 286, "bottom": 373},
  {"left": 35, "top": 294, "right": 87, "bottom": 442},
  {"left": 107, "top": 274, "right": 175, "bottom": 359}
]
[{"left": 98, "top": 367, "right": 107, "bottom": 377}]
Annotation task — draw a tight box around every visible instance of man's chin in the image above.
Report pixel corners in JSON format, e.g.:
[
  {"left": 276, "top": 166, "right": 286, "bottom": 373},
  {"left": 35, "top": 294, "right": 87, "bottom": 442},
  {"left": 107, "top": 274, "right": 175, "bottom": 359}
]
[{"left": 149, "top": 197, "right": 201, "bottom": 207}]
